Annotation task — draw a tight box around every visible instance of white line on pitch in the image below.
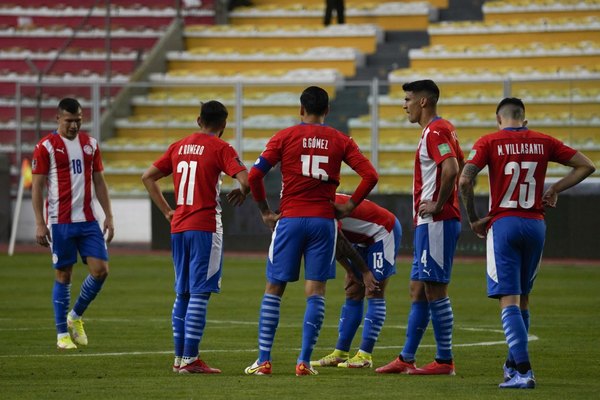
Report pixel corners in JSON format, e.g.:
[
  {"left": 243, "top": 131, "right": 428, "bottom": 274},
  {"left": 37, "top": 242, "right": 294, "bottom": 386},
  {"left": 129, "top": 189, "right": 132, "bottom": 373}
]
[{"left": 0, "top": 334, "right": 539, "bottom": 359}]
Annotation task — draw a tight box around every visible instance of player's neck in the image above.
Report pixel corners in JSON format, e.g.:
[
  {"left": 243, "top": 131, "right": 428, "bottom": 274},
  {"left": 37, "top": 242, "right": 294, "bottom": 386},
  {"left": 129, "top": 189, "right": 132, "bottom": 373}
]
[
  {"left": 59, "top": 131, "right": 78, "bottom": 141},
  {"left": 199, "top": 130, "right": 220, "bottom": 137},
  {"left": 301, "top": 115, "right": 325, "bottom": 125},
  {"left": 420, "top": 111, "right": 438, "bottom": 128}
]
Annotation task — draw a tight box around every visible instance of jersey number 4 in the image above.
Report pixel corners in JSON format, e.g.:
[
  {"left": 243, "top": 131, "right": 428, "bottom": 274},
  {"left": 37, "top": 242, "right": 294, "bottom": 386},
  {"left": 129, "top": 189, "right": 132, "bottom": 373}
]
[
  {"left": 176, "top": 160, "right": 197, "bottom": 205},
  {"left": 301, "top": 154, "right": 329, "bottom": 181},
  {"left": 500, "top": 161, "right": 537, "bottom": 209}
]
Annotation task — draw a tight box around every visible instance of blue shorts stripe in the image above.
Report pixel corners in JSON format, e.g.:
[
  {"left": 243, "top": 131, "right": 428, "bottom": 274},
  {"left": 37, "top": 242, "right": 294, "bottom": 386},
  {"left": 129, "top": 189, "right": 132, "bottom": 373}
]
[
  {"left": 171, "top": 230, "right": 223, "bottom": 294},
  {"left": 266, "top": 217, "right": 336, "bottom": 283},
  {"left": 411, "top": 219, "right": 460, "bottom": 283},
  {"left": 486, "top": 217, "right": 545, "bottom": 298}
]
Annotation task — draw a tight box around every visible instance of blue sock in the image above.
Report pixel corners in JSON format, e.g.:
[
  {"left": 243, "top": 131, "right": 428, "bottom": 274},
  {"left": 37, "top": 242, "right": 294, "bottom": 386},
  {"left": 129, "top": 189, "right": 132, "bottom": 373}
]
[
  {"left": 182, "top": 293, "right": 210, "bottom": 359},
  {"left": 508, "top": 308, "right": 530, "bottom": 364},
  {"left": 359, "top": 298, "right": 386, "bottom": 354},
  {"left": 53, "top": 281, "right": 71, "bottom": 334},
  {"left": 172, "top": 293, "right": 189, "bottom": 358},
  {"left": 430, "top": 297, "right": 454, "bottom": 361},
  {"left": 298, "top": 295, "right": 325, "bottom": 364},
  {"left": 258, "top": 293, "right": 281, "bottom": 362},
  {"left": 401, "top": 301, "right": 430, "bottom": 361},
  {"left": 335, "top": 299, "right": 363, "bottom": 352},
  {"left": 502, "top": 305, "right": 529, "bottom": 365},
  {"left": 72, "top": 274, "right": 105, "bottom": 316}
]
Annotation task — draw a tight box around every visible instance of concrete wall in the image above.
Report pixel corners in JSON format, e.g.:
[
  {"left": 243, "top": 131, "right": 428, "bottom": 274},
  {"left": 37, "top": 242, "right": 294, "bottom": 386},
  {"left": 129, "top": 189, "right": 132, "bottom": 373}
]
[
  {"left": 14, "top": 197, "right": 151, "bottom": 244},
  {"left": 11, "top": 190, "right": 600, "bottom": 259}
]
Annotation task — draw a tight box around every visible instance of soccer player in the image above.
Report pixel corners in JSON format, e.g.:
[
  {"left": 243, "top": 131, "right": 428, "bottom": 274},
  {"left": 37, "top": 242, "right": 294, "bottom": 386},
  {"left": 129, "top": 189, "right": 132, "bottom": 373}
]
[
  {"left": 377, "top": 79, "right": 463, "bottom": 375},
  {"left": 312, "top": 193, "right": 401, "bottom": 368},
  {"left": 31, "top": 97, "right": 114, "bottom": 350},
  {"left": 458, "top": 97, "right": 595, "bottom": 389},
  {"left": 244, "top": 86, "right": 378, "bottom": 376},
  {"left": 141, "top": 101, "right": 249, "bottom": 374}
]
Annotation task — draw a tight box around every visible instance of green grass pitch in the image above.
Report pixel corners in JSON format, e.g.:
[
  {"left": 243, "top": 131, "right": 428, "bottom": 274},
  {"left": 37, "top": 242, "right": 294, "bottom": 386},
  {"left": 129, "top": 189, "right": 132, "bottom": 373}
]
[{"left": 1, "top": 253, "right": 599, "bottom": 399}]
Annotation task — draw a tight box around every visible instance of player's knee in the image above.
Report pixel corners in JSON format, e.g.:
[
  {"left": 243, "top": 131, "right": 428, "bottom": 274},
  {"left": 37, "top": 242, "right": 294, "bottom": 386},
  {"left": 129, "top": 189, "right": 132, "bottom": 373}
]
[{"left": 91, "top": 264, "right": 109, "bottom": 280}]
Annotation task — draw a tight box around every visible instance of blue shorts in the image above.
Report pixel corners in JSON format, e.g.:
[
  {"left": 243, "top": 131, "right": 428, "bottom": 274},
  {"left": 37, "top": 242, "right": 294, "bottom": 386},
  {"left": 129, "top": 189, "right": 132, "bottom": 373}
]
[
  {"left": 171, "top": 230, "right": 223, "bottom": 294},
  {"left": 50, "top": 221, "right": 108, "bottom": 269},
  {"left": 347, "top": 218, "right": 402, "bottom": 281},
  {"left": 267, "top": 217, "right": 337, "bottom": 283},
  {"left": 486, "top": 216, "right": 545, "bottom": 298},
  {"left": 410, "top": 219, "right": 461, "bottom": 283}
]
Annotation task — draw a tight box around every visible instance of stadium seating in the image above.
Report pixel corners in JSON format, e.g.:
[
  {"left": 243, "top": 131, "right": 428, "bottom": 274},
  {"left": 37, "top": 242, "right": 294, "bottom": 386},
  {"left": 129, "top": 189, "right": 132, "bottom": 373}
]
[
  {"left": 483, "top": 0, "right": 600, "bottom": 22},
  {"left": 101, "top": 5, "right": 389, "bottom": 191},
  {"left": 1, "top": 0, "right": 215, "bottom": 190},
  {"left": 428, "top": 16, "right": 600, "bottom": 46},
  {"left": 184, "top": 23, "right": 382, "bottom": 53},
  {"left": 9, "top": 0, "right": 598, "bottom": 194},
  {"left": 351, "top": 1, "right": 600, "bottom": 192},
  {"left": 227, "top": 2, "right": 432, "bottom": 30}
]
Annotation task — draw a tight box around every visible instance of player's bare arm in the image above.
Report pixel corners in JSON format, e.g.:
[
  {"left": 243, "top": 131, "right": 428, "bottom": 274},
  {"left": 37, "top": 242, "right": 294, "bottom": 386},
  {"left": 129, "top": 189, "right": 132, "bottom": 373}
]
[
  {"left": 254, "top": 199, "right": 279, "bottom": 231},
  {"left": 141, "top": 165, "right": 175, "bottom": 222},
  {"left": 418, "top": 156, "right": 459, "bottom": 217},
  {"left": 542, "top": 151, "right": 595, "bottom": 208},
  {"left": 459, "top": 163, "right": 490, "bottom": 238},
  {"left": 31, "top": 173, "right": 51, "bottom": 247},
  {"left": 227, "top": 170, "right": 250, "bottom": 206},
  {"left": 92, "top": 171, "right": 114, "bottom": 243},
  {"left": 336, "top": 231, "right": 379, "bottom": 293}
]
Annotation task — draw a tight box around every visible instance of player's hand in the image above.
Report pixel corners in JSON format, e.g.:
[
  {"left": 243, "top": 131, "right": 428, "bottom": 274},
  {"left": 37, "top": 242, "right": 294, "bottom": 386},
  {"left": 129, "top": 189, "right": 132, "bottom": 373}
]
[
  {"left": 362, "top": 270, "right": 380, "bottom": 294},
  {"left": 542, "top": 188, "right": 558, "bottom": 208},
  {"left": 333, "top": 199, "right": 355, "bottom": 219},
  {"left": 35, "top": 223, "right": 51, "bottom": 248},
  {"left": 226, "top": 188, "right": 247, "bottom": 207},
  {"left": 470, "top": 216, "right": 491, "bottom": 239},
  {"left": 164, "top": 209, "right": 175, "bottom": 223},
  {"left": 344, "top": 271, "right": 362, "bottom": 290},
  {"left": 103, "top": 216, "right": 115, "bottom": 244},
  {"left": 261, "top": 210, "right": 280, "bottom": 231},
  {"left": 418, "top": 200, "right": 441, "bottom": 217}
]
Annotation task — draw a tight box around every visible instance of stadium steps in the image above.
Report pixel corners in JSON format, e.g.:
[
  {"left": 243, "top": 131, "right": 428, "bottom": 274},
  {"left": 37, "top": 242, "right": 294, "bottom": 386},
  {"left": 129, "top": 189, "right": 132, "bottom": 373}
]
[
  {"left": 227, "top": 2, "right": 432, "bottom": 30},
  {"left": 438, "top": 0, "right": 484, "bottom": 21}
]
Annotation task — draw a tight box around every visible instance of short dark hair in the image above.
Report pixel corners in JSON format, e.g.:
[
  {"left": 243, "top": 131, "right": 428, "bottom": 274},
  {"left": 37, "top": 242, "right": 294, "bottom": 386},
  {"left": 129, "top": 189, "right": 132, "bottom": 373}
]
[
  {"left": 200, "top": 100, "right": 228, "bottom": 128},
  {"left": 402, "top": 80, "right": 440, "bottom": 103},
  {"left": 496, "top": 97, "right": 525, "bottom": 118},
  {"left": 300, "top": 86, "right": 329, "bottom": 116},
  {"left": 58, "top": 98, "right": 82, "bottom": 114}
]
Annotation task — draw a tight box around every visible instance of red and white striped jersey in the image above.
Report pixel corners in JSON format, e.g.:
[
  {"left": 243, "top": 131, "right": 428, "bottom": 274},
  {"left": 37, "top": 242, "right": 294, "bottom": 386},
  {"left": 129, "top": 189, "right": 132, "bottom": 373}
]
[
  {"left": 32, "top": 132, "right": 104, "bottom": 224},
  {"left": 413, "top": 117, "right": 463, "bottom": 226},
  {"left": 335, "top": 193, "right": 396, "bottom": 245}
]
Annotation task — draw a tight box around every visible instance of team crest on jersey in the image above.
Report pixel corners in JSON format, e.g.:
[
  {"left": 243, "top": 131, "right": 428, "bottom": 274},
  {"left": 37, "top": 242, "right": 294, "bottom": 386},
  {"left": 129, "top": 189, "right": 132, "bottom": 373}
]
[{"left": 83, "top": 144, "right": 93, "bottom": 155}]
